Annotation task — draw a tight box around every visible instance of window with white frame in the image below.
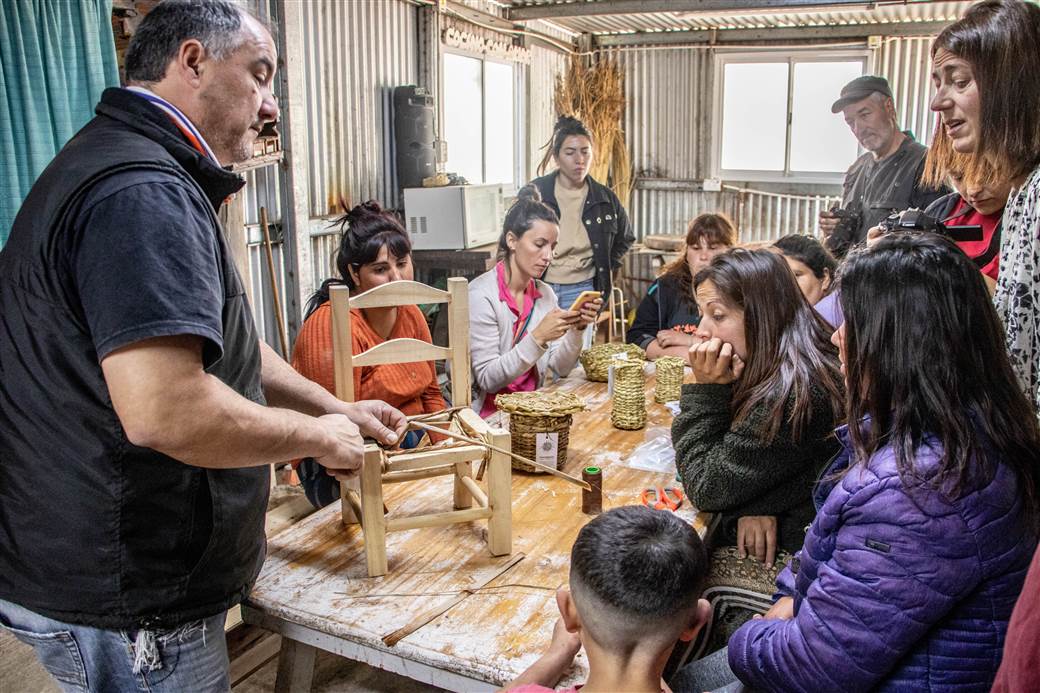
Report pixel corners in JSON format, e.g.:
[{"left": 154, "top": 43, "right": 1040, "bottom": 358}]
[
  {"left": 443, "top": 52, "right": 518, "bottom": 188},
  {"left": 713, "top": 52, "right": 867, "bottom": 183}
]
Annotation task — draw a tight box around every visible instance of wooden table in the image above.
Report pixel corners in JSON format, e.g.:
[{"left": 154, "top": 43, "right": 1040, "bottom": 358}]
[{"left": 243, "top": 367, "right": 706, "bottom": 692}]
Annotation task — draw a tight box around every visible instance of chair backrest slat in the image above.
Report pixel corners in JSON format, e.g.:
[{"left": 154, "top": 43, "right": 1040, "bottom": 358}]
[
  {"left": 329, "top": 278, "right": 470, "bottom": 405},
  {"left": 351, "top": 339, "right": 451, "bottom": 368},
  {"left": 348, "top": 280, "right": 450, "bottom": 310}
]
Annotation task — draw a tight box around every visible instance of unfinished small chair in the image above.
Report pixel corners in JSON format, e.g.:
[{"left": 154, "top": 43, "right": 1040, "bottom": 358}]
[{"left": 328, "top": 277, "right": 511, "bottom": 577}]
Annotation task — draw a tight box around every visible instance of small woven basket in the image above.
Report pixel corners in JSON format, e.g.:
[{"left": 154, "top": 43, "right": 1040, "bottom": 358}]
[
  {"left": 654, "top": 356, "right": 685, "bottom": 403},
  {"left": 611, "top": 359, "right": 647, "bottom": 430},
  {"left": 495, "top": 391, "right": 586, "bottom": 473},
  {"left": 579, "top": 343, "right": 645, "bottom": 382}
]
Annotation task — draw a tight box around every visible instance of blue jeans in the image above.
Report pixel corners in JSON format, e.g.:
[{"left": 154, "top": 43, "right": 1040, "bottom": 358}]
[
  {"left": 0, "top": 597, "right": 229, "bottom": 692},
  {"left": 545, "top": 279, "right": 597, "bottom": 349}
]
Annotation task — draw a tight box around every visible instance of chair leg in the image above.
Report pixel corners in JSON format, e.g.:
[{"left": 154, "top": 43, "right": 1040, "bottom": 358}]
[
  {"left": 359, "top": 448, "right": 388, "bottom": 577},
  {"left": 485, "top": 430, "right": 512, "bottom": 556},
  {"left": 341, "top": 477, "right": 361, "bottom": 525},
  {"left": 453, "top": 461, "right": 473, "bottom": 510}
]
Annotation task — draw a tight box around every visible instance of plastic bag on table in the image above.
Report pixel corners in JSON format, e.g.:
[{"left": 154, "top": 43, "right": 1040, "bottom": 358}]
[{"left": 623, "top": 430, "right": 676, "bottom": 475}]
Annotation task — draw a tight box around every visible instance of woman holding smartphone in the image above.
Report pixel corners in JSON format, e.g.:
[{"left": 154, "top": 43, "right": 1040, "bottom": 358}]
[{"left": 469, "top": 186, "right": 601, "bottom": 416}]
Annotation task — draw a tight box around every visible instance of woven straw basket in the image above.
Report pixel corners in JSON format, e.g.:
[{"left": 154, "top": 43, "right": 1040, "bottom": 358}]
[
  {"left": 611, "top": 359, "right": 647, "bottom": 430},
  {"left": 495, "top": 391, "right": 586, "bottom": 472},
  {"left": 579, "top": 343, "right": 645, "bottom": 382},
  {"left": 654, "top": 356, "right": 685, "bottom": 403}
]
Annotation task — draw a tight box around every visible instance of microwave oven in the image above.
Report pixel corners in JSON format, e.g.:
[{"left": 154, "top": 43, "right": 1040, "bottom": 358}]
[{"left": 403, "top": 184, "right": 503, "bottom": 250}]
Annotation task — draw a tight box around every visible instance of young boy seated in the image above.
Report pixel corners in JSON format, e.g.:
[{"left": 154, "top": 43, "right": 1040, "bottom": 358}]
[{"left": 502, "top": 505, "right": 711, "bottom": 693}]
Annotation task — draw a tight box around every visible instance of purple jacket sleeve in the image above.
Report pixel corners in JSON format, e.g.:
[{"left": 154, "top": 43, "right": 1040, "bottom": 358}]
[{"left": 728, "top": 473, "right": 980, "bottom": 693}]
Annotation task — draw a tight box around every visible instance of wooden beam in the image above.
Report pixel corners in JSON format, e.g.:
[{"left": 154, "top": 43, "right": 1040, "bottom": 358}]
[
  {"left": 386, "top": 506, "right": 493, "bottom": 532},
  {"left": 385, "top": 445, "right": 486, "bottom": 472},
  {"left": 381, "top": 464, "right": 457, "bottom": 484},
  {"left": 459, "top": 475, "right": 489, "bottom": 508},
  {"left": 594, "top": 20, "right": 950, "bottom": 47},
  {"left": 508, "top": 0, "right": 872, "bottom": 21}
]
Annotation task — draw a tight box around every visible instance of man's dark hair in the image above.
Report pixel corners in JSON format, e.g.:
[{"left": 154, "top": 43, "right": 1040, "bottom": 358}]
[
  {"left": 569, "top": 505, "right": 709, "bottom": 651},
  {"left": 124, "top": 0, "right": 250, "bottom": 83}
]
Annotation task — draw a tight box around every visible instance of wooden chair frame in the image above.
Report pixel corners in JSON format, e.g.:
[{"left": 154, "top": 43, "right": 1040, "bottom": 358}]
[{"left": 329, "top": 278, "right": 511, "bottom": 577}]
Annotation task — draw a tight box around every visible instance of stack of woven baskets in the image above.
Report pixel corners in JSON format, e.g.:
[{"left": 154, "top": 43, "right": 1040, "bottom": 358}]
[
  {"left": 579, "top": 343, "right": 645, "bottom": 382},
  {"left": 494, "top": 391, "right": 586, "bottom": 472}
]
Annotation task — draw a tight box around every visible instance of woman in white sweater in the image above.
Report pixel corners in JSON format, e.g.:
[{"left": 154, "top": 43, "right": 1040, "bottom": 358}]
[{"left": 469, "top": 185, "right": 602, "bottom": 415}]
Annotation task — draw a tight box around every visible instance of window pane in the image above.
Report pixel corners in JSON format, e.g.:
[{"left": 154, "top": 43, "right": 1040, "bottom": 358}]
[
  {"left": 790, "top": 61, "right": 863, "bottom": 173},
  {"left": 720, "top": 62, "right": 788, "bottom": 172},
  {"left": 484, "top": 61, "right": 515, "bottom": 186},
  {"left": 444, "top": 53, "right": 484, "bottom": 184}
]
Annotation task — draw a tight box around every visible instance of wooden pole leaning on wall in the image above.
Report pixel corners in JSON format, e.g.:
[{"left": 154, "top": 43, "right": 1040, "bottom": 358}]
[{"left": 259, "top": 206, "right": 290, "bottom": 358}]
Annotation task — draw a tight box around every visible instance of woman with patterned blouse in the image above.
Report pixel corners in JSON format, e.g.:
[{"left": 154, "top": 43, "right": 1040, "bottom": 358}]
[{"left": 927, "top": 0, "right": 1040, "bottom": 412}]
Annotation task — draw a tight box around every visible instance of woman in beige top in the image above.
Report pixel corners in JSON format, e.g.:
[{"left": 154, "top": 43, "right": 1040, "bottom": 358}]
[{"left": 530, "top": 116, "right": 634, "bottom": 314}]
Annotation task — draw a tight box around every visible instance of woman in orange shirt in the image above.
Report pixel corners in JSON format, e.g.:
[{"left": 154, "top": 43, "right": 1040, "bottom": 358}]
[{"left": 291, "top": 200, "right": 446, "bottom": 507}]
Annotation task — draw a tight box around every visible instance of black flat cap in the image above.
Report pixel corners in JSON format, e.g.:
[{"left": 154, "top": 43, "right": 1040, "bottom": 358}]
[{"left": 831, "top": 75, "right": 894, "bottom": 113}]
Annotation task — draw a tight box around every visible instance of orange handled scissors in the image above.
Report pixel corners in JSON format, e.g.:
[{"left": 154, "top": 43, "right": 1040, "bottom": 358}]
[{"left": 640, "top": 486, "right": 683, "bottom": 511}]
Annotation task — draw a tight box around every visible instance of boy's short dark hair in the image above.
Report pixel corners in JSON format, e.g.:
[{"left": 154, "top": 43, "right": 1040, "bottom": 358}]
[{"left": 569, "top": 505, "right": 709, "bottom": 651}]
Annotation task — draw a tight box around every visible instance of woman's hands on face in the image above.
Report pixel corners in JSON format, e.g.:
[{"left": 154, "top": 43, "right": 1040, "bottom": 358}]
[
  {"left": 688, "top": 337, "right": 744, "bottom": 384},
  {"left": 532, "top": 309, "right": 581, "bottom": 346}
]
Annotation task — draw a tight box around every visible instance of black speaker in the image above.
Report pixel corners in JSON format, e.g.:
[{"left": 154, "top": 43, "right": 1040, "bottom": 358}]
[{"left": 393, "top": 85, "right": 436, "bottom": 190}]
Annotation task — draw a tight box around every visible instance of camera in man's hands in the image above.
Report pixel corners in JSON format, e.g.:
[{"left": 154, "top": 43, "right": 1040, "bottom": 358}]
[
  {"left": 878, "top": 209, "right": 983, "bottom": 242},
  {"left": 829, "top": 205, "right": 863, "bottom": 241}
]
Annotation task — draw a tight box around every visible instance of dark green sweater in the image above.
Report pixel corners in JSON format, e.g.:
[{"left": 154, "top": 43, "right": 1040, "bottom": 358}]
[{"left": 671, "top": 382, "right": 841, "bottom": 554}]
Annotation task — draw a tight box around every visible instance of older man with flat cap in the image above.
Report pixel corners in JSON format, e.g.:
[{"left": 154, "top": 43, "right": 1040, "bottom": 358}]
[{"left": 818, "top": 75, "right": 946, "bottom": 257}]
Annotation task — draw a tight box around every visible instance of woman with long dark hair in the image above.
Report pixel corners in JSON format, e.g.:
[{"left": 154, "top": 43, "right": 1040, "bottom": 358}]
[
  {"left": 924, "top": 0, "right": 1040, "bottom": 411},
  {"left": 290, "top": 201, "right": 446, "bottom": 507},
  {"left": 771, "top": 234, "right": 837, "bottom": 306},
  {"left": 469, "top": 186, "right": 601, "bottom": 416},
  {"left": 529, "top": 116, "right": 634, "bottom": 313},
  {"left": 676, "top": 233, "right": 1040, "bottom": 692},
  {"left": 670, "top": 249, "right": 844, "bottom": 651},
  {"left": 627, "top": 213, "right": 736, "bottom": 359}
]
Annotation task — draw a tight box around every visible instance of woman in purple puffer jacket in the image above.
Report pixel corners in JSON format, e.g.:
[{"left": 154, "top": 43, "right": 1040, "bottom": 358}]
[{"left": 673, "top": 233, "right": 1040, "bottom": 692}]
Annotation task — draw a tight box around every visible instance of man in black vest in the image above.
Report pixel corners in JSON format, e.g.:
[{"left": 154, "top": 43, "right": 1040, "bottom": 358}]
[
  {"left": 0, "top": 1, "right": 406, "bottom": 689},
  {"left": 818, "top": 75, "right": 947, "bottom": 258}
]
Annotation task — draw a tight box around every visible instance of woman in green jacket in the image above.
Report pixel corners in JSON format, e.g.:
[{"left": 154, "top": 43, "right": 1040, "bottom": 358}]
[{"left": 670, "top": 248, "right": 845, "bottom": 653}]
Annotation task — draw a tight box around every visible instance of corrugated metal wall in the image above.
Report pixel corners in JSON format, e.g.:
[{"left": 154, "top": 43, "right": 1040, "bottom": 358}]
[
  {"left": 301, "top": 0, "right": 418, "bottom": 218},
  {"left": 873, "top": 36, "right": 937, "bottom": 145},
  {"left": 604, "top": 46, "right": 712, "bottom": 181},
  {"left": 528, "top": 44, "right": 568, "bottom": 179}
]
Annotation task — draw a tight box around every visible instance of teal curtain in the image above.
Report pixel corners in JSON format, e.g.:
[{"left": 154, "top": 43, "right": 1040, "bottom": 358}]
[{"left": 1, "top": 0, "right": 118, "bottom": 246}]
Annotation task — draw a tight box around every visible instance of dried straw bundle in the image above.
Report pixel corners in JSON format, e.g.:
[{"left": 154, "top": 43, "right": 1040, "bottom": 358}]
[{"left": 538, "top": 56, "right": 632, "bottom": 207}]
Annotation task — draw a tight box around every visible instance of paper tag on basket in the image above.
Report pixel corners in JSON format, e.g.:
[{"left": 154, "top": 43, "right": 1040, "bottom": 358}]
[
  {"left": 607, "top": 352, "right": 629, "bottom": 395},
  {"left": 535, "top": 432, "right": 559, "bottom": 467}
]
